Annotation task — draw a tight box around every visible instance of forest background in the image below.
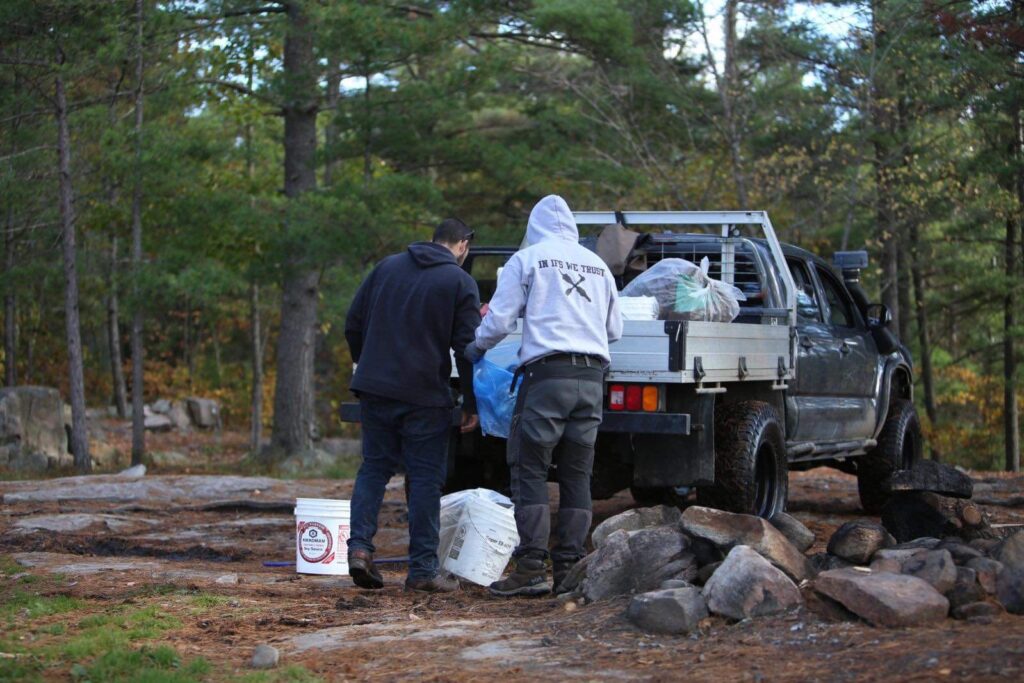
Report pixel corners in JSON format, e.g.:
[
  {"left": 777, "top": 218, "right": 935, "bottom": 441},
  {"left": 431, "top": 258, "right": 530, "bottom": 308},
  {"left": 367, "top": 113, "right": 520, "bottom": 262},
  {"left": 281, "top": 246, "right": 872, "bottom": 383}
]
[{"left": 0, "top": 0, "right": 1021, "bottom": 473}]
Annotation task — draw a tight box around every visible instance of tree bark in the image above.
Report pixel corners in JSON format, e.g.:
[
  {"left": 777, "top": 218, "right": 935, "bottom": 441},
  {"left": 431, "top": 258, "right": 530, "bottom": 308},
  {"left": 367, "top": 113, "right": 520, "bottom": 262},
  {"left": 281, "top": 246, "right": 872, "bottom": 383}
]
[
  {"left": 56, "top": 64, "right": 90, "bottom": 473},
  {"left": 269, "top": 0, "right": 320, "bottom": 458},
  {"left": 130, "top": 0, "right": 146, "bottom": 464},
  {"left": 324, "top": 55, "right": 340, "bottom": 187},
  {"left": 3, "top": 204, "right": 15, "bottom": 387},
  {"left": 1005, "top": 104, "right": 1022, "bottom": 473},
  {"left": 107, "top": 235, "right": 128, "bottom": 417},
  {"left": 910, "top": 221, "right": 938, "bottom": 460},
  {"left": 721, "top": 0, "right": 748, "bottom": 207},
  {"left": 250, "top": 282, "right": 263, "bottom": 453}
]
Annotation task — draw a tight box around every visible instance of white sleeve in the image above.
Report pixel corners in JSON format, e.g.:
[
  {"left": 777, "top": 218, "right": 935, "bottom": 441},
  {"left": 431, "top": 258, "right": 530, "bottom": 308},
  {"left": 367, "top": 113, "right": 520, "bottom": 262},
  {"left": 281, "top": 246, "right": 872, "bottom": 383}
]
[
  {"left": 606, "top": 274, "right": 623, "bottom": 343},
  {"left": 475, "top": 254, "right": 527, "bottom": 350}
]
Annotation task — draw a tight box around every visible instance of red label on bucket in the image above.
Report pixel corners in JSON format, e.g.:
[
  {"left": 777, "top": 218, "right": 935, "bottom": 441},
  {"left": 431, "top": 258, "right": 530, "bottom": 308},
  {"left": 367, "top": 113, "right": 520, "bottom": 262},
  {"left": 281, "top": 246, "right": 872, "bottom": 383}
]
[{"left": 297, "top": 520, "right": 333, "bottom": 563}]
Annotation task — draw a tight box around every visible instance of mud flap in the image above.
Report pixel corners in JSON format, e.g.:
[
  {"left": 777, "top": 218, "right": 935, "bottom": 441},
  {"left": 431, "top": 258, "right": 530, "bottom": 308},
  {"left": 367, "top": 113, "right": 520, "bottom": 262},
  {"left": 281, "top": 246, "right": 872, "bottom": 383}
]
[{"left": 632, "top": 394, "right": 715, "bottom": 487}]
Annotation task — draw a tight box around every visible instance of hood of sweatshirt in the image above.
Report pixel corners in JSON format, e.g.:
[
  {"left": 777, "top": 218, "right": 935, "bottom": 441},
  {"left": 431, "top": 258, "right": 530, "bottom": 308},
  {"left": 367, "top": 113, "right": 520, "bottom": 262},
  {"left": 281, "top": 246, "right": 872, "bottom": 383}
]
[
  {"left": 525, "top": 195, "right": 578, "bottom": 246},
  {"left": 407, "top": 241, "right": 457, "bottom": 268}
]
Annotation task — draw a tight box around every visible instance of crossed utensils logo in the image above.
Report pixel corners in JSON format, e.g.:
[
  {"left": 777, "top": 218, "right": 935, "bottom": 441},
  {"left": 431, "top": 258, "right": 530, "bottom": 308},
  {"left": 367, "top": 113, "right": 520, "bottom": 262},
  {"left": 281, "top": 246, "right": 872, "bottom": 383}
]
[{"left": 561, "top": 272, "right": 591, "bottom": 302}]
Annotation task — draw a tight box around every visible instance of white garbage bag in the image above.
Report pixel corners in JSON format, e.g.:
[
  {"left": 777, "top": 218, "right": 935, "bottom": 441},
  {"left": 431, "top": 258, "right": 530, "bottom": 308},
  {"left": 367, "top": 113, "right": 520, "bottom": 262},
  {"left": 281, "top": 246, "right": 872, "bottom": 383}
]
[{"left": 621, "top": 257, "right": 746, "bottom": 322}]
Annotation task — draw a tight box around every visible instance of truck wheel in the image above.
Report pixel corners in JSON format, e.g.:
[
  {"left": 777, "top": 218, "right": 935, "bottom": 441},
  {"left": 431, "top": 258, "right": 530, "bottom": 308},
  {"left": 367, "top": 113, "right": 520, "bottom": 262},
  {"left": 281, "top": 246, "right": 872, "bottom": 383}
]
[
  {"left": 857, "top": 399, "right": 922, "bottom": 514},
  {"left": 697, "top": 401, "right": 787, "bottom": 518}
]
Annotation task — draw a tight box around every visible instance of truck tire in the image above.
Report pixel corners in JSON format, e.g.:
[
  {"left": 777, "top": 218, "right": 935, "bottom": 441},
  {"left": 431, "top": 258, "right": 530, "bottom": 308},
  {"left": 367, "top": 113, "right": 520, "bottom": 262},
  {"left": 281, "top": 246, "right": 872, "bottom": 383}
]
[
  {"left": 857, "top": 398, "right": 922, "bottom": 514},
  {"left": 697, "top": 401, "right": 787, "bottom": 518}
]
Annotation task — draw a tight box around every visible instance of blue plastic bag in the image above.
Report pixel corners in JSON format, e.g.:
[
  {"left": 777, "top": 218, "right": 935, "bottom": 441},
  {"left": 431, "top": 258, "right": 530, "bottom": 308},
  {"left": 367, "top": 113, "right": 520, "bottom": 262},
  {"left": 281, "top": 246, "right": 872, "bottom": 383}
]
[{"left": 473, "top": 344, "right": 520, "bottom": 439}]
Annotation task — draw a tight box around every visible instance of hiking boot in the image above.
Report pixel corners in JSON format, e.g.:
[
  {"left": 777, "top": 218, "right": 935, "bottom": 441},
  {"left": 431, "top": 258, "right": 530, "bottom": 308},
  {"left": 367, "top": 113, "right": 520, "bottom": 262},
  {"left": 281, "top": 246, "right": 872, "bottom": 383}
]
[
  {"left": 488, "top": 557, "right": 551, "bottom": 597},
  {"left": 404, "top": 573, "right": 460, "bottom": 593},
  {"left": 348, "top": 548, "right": 384, "bottom": 590},
  {"left": 553, "top": 560, "right": 577, "bottom": 595}
]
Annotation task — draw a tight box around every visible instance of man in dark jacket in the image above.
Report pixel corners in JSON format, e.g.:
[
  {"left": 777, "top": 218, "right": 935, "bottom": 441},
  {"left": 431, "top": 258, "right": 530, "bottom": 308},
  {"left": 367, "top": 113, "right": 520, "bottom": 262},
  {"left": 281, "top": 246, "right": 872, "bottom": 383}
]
[{"left": 344, "top": 219, "right": 481, "bottom": 593}]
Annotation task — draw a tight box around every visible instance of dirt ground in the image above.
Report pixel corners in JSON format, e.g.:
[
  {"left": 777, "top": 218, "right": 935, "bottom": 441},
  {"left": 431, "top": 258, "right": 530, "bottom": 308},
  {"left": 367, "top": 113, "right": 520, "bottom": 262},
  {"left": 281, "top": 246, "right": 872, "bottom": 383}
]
[{"left": 2, "top": 428, "right": 1024, "bottom": 681}]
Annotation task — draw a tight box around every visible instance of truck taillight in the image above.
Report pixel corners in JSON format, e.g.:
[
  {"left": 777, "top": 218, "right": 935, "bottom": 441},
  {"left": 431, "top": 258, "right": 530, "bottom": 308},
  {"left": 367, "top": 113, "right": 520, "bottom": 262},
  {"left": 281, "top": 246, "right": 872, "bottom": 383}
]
[
  {"left": 609, "top": 384, "right": 625, "bottom": 411},
  {"left": 642, "top": 386, "right": 659, "bottom": 412},
  {"left": 625, "top": 385, "right": 643, "bottom": 411}
]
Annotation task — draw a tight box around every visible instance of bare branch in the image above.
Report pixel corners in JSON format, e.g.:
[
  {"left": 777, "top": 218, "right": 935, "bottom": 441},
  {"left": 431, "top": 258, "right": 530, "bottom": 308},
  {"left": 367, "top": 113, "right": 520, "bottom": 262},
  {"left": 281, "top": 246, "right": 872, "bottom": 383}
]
[
  {"left": 0, "top": 145, "right": 54, "bottom": 162},
  {"left": 195, "top": 78, "right": 281, "bottom": 107}
]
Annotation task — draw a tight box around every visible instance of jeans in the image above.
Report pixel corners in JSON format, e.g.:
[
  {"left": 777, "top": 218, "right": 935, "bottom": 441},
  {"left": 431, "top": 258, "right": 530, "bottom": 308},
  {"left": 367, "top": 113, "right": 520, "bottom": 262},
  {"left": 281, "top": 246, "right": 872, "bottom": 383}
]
[{"left": 348, "top": 393, "right": 451, "bottom": 580}]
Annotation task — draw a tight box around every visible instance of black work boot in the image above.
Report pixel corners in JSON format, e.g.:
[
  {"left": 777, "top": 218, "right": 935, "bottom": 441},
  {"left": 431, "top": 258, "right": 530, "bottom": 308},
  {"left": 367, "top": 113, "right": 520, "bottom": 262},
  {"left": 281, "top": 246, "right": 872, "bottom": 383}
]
[
  {"left": 553, "top": 560, "right": 578, "bottom": 595},
  {"left": 348, "top": 548, "right": 384, "bottom": 590},
  {"left": 488, "top": 556, "right": 552, "bottom": 597}
]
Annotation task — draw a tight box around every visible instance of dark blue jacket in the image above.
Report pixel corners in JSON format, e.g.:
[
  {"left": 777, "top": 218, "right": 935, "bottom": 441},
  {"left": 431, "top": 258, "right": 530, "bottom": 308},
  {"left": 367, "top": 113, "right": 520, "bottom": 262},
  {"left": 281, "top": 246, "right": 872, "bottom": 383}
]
[{"left": 345, "top": 242, "right": 480, "bottom": 412}]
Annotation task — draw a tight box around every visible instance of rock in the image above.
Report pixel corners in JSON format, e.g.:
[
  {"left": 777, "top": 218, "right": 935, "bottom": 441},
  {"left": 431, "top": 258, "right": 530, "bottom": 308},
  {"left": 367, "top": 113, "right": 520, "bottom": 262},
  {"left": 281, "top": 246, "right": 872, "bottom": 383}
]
[
  {"left": 167, "top": 401, "right": 192, "bottom": 431},
  {"left": 886, "top": 459, "right": 973, "bottom": 498},
  {"left": 892, "top": 537, "right": 942, "bottom": 551},
  {"left": 591, "top": 506, "right": 681, "bottom": 550},
  {"left": 809, "top": 552, "right": 852, "bottom": 574},
  {"left": 969, "top": 538, "right": 999, "bottom": 555},
  {"left": 882, "top": 493, "right": 997, "bottom": 543},
  {"left": 90, "top": 440, "right": 127, "bottom": 470},
  {"left": 768, "top": 512, "right": 815, "bottom": 553},
  {"left": 626, "top": 587, "right": 708, "bottom": 635},
  {"left": 703, "top": 546, "right": 802, "bottom": 620},
  {"left": 951, "top": 601, "right": 1004, "bottom": 620},
  {"left": 827, "top": 521, "right": 895, "bottom": 565},
  {"left": 966, "top": 557, "right": 1003, "bottom": 594},
  {"left": 993, "top": 530, "right": 1024, "bottom": 573},
  {"left": 150, "top": 451, "right": 189, "bottom": 467},
  {"left": 556, "top": 553, "right": 592, "bottom": 595},
  {"left": 579, "top": 527, "right": 695, "bottom": 602},
  {"left": 318, "top": 437, "right": 362, "bottom": 458},
  {"left": 689, "top": 537, "right": 724, "bottom": 567},
  {"left": 869, "top": 557, "right": 902, "bottom": 574},
  {"left": 901, "top": 549, "right": 957, "bottom": 594},
  {"left": 187, "top": 397, "right": 221, "bottom": 430},
  {"left": 0, "top": 386, "right": 70, "bottom": 471},
  {"left": 995, "top": 568, "right": 1024, "bottom": 614},
  {"left": 659, "top": 579, "right": 694, "bottom": 590},
  {"left": 681, "top": 506, "right": 810, "bottom": 581},
  {"left": 696, "top": 562, "right": 721, "bottom": 586},
  {"left": 144, "top": 414, "right": 173, "bottom": 432},
  {"left": 873, "top": 547, "right": 927, "bottom": 563},
  {"left": 814, "top": 568, "right": 949, "bottom": 627},
  {"left": 215, "top": 573, "right": 239, "bottom": 585},
  {"left": 936, "top": 540, "right": 984, "bottom": 565},
  {"left": 251, "top": 644, "right": 279, "bottom": 669},
  {"left": 945, "top": 567, "right": 984, "bottom": 610},
  {"left": 151, "top": 399, "right": 172, "bottom": 414},
  {"left": 118, "top": 464, "right": 146, "bottom": 478},
  {"left": 279, "top": 448, "right": 345, "bottom": 475}
]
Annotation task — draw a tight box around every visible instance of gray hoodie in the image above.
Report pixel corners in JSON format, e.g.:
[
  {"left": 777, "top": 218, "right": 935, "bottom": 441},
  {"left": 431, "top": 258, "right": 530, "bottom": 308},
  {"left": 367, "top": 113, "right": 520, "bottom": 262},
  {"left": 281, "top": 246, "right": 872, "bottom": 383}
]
[{"left": 475, "top": 195, "right": 622, "bottom": 365}]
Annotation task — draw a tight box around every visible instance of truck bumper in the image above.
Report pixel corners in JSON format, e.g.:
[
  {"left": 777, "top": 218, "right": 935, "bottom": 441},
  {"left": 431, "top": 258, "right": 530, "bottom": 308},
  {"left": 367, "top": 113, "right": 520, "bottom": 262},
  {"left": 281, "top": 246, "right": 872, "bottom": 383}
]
[{"left": 340, "top": 402, "right": 689, "bottom": 436}]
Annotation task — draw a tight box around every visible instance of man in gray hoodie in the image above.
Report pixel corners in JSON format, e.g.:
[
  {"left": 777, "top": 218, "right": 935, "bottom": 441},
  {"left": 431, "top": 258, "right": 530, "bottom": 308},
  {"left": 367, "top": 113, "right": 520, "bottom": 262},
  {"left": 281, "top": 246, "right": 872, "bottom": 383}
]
[{"left": 466, "top": 195, "right": 622, "bottom": 595}]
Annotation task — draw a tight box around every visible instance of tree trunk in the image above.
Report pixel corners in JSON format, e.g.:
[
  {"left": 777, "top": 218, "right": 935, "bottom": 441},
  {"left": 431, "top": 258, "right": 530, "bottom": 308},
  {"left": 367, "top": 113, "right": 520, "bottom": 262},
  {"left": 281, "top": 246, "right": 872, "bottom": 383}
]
[
  {"left": 910, "top": 221, "right": 938, "bottom": 460},
  {"left": 324, "top": 55, "right": 340, "bottom": 187},
  {"left": 721, "top": 0, "right": 748, "bottom": 207},
  {"left": 3, "top": 204, "right": 15, "bottom": 387},
  {"left": 130, "top": 0, "right": 146, "bottom": 464},
  {"left": 56, "top": 66, "right": 90, "bottom": 473},
  {"left": 1006, "top": 105, "right": 1022, "bottom": 473},
  {"left": 897, "top": 243, "right": 911, "bottom": 344},
  {"left": 107, "top": 236, "right": 128, "bottom": 417},
  {"left": 250, "top": 282, "right": 263, "bottom": 453},
  {"left": 268, "top": 0, "right": 320, "bottom": 459}
]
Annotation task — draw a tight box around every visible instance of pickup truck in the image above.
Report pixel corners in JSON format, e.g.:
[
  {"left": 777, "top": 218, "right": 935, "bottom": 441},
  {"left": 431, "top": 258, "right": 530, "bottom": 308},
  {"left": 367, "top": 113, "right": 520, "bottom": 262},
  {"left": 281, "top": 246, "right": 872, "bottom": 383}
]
[{"left": 342, "top": 211, "right": 922, "bottom": 518}]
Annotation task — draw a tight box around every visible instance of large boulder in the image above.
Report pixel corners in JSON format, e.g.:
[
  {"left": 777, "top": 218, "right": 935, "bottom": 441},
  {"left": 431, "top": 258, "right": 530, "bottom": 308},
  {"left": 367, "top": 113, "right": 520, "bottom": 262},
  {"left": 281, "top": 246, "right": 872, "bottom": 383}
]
[
  {"left": 966, "top": 557, "right": 1003, "bottom": 595},
  {"left": 681, "top": 506, "right": 810, "bottom": 581},
  {"left": 166, "top": 401, "right": 192, "bottom": 432},
  {"left": 882, "top": 492, "right": 997, "bottom": 543},
  {"left": 995, "top": 568, "right": 1024, "bottom": 615},
  {"left": 814, "top": 568, "right": 949, "bottom": 627},
  {"left": 993, "top": 530, "right": 1024, "bottom": 573},
  {"left": 703, "top": 545, "right": 802, "bottom": 620},
  {"left": 591, "top": 506, "right": 681, "bottom": 550},
  {"left": 580, "top": 526, "right": 696, "bottom": 602},
  {"left": 0, "top": 386, "right": 71, "bottom": 471},
  {"left": 900, "top": 549, "right": 957, "bottom": 594},
  {"left": 626, "top": 587, "right": 708, "bottom": 635},
  {"left": 827, "top": 521, "right": 895, "bottom": 565},
  {"left": 186, "top": 397, "right": 221, "bottom": 430},
  {"left": 768, "top": 512, "right": 816, "bottom": 553},
  {"left": 144, "top": 414, "right": 173, "bottom": 432}
]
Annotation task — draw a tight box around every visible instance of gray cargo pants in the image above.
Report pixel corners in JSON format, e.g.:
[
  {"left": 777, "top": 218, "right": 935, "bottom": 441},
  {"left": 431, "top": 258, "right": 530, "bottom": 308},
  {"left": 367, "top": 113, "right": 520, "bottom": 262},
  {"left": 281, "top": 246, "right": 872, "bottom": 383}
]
[{"left": 508, "top": 354, "right": 604, "bottom": 564}]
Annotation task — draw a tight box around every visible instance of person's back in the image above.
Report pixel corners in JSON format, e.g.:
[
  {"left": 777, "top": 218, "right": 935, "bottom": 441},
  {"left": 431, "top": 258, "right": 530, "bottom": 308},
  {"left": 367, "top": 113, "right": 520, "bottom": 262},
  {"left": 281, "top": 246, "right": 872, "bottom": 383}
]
[{"left": 348, "top": 242, "right": 478, "bottom": 409}]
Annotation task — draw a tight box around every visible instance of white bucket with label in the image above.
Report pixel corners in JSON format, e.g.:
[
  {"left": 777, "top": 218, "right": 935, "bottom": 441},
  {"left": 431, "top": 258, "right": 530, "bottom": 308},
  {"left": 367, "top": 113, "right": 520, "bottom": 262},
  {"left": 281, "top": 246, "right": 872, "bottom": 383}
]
[
  {"left": 441, "top": 496, "right": 519, "bottom": 586},
  {"left": 294, "top": 498, "right": 351, "bottom": 575}
]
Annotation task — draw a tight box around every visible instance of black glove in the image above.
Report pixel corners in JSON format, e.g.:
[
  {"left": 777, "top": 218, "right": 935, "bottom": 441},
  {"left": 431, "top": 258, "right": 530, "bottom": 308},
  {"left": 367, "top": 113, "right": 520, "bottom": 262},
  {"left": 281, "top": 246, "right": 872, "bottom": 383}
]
[{"left": 464, "top": 340, "right": 485, "bottom": 364}]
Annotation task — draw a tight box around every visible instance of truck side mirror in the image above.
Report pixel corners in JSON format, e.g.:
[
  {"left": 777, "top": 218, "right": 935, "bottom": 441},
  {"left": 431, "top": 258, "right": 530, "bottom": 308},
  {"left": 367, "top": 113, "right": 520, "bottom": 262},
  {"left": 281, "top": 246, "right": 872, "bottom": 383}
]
[{"left": 866, "top": 303, "right": 892, "bottom": 329}]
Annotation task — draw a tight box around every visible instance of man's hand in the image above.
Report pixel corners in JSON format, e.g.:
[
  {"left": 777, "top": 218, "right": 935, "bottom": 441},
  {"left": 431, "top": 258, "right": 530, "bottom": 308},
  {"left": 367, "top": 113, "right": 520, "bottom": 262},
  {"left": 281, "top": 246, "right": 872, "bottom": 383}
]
[
  {"left": 460, "top": 412, "right": 479, "bottom": 433},
  {"left": 464, "top": 340, "right": 485, "bottom": 364}
]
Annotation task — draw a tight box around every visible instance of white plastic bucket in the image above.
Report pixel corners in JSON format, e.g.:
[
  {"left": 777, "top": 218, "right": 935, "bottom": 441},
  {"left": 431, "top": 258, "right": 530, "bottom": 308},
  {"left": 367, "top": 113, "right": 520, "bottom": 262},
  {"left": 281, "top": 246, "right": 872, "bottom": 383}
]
[
  {"left": 294, "top": 498, "right": 351, "bottom": 575},
  {"left": 441, "top": 496, "right": 519, "bottom": 586}
]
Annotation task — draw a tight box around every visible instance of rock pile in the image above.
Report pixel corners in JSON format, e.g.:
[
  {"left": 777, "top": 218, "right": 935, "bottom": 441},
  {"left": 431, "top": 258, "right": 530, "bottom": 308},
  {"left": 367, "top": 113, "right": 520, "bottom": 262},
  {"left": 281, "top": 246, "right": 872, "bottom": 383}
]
[
  {"left": 562, "top": 502, "right": 1023, "bottom": 635},
  {"left": 143, "top": 397, "right": 221, "bottom": 433}
]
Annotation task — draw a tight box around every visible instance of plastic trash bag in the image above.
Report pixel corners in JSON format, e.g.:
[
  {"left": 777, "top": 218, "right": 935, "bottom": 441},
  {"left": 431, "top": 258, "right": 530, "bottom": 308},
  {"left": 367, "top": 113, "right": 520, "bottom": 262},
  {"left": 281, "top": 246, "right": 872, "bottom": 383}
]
[
  {"left": 622, "top": 257, "right": 746, "bottom": 322},
  {"left": 472, "top": 343, "right": 521, "bottom": 439},
  {"left": 438, "top": 488, "right": 514, "bottom": 563}
]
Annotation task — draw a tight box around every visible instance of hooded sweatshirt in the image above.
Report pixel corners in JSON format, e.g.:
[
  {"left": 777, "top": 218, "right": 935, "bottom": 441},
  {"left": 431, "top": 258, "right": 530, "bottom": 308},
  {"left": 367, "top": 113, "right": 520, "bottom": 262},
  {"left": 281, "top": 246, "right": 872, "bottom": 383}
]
[
  {"left": 475, "top": 195, "right": 622, "bottom": 365},
  {"left": 345, "top": 241, "right": 481, "bottom": 411}
]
